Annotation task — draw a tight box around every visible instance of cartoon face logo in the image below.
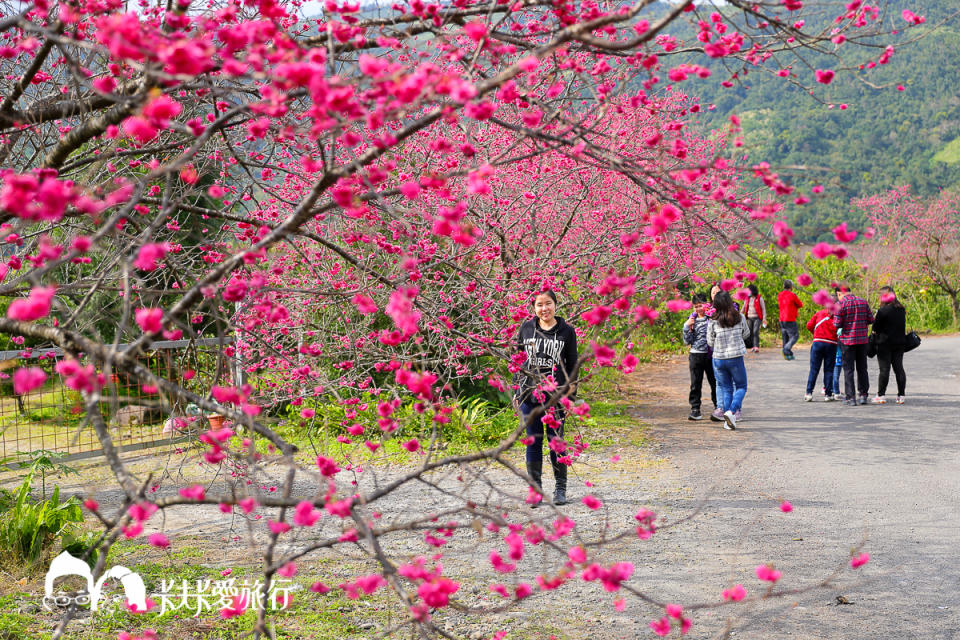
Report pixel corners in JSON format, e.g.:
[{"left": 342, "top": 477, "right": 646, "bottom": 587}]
[{"left": 44, "top": 551, "right": 147, "bottom": 612}]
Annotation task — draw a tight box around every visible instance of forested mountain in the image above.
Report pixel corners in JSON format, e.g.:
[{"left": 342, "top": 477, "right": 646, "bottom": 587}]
[{"left": 688, "top": 1, "right": 960, "bottom": 241}]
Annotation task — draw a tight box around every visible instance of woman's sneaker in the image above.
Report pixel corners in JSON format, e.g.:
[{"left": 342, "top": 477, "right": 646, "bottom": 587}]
[
  {"left": 896, "top": 396, "right": 906, "bottom": 404},
  {"left": 710, "top": 408, "right": 724, "bottom": 422},
  {"left": 871, "top": 396, "right": 887, "bottom": 404},
  {"left": 804, "top": 394, "right": 813, "bottom": 402},
  {"left": 825, "top": 394, "right": 837, "bottom": 402},
  {"left": 722, "top": 410, "right": 737, "bottom": 430}
]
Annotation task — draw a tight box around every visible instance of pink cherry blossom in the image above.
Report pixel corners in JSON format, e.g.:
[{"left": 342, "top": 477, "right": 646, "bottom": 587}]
[
  {"left": 568, "top": 546, "right": 586, "bottom": 564},
  {"left": 592, "top": 342, "right": 616, "bottom": 367},
  {"left": 582, "top": 495, "right": 602, "bottom": 510},
  {"left": 7, "top": 286, "right": 55, "bottom": 322},
  {"left": 178, "top": 485, "right": 206, "bottom": 501},
  {"left": 293, "top": 501, "right": 320, "bottom": 527},
  {"left": 386, "top": 287, "right": 420, "bottom": 337},
  {"left": 755, "top": 564, "right": 782, "bottom": 582},
  {"left": 812, "top": 289, "right": 834, "bottom": 306},
  {"left": 722, "top": 584, "right": 747, "bottom": 601},
  {"left": 352, "top": 294, "right": 377, "bottom": 315},
  {"left": 133, "top": 243, "right": 169, "bottom": 271},
  {"left": 418, "top": 577, "right": 460, "bottom": 607},
  {"left": 650, "top": 616, "right": 671, "bottom": 636},
  {"left": 220, "top": 595, "right": 248, "bottom": 619},
  {"left": 148, "top": 533, "right": 170, "bottom": 548},
  {"left": 850, "top": 552, "right": 870, "bottom": 568},
  {"left": 12, "top": 367, "right": 47, "bottom": 395},
  {"left": 135, "top": 308, "right": 164, "bottom": 334},
  {"left": 832, "top": 223, "right": 858, "bottom": 243}
]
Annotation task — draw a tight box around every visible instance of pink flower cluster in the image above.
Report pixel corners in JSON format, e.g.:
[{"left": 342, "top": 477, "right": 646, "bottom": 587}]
[{"left": 7, "top": 286, "right": 55, "bottom": 322}]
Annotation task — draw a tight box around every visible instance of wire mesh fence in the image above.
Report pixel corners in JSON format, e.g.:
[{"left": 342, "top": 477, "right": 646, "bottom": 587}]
[{"left": 0, "top": 338, "right": 236, "bottom": 469}]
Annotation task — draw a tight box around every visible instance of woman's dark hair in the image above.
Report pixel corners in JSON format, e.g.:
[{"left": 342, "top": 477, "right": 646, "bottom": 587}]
[
  {"left": 879, "top": 286, "right": 904, "bottom": 310},
  {"left": 747, "top": 284, "right": 759, "bottom": 297},
  {"left": 531, "top": 289, "right": 558, "bottom": 305},
  {"left": 712, "top": 290, "right": 742, "bottom": 328}
]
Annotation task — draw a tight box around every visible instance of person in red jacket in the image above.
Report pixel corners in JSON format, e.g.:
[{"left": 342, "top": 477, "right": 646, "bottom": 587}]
[
  {"left": 804, "top": 302, "right": 839, "bottom": 401},
  {"left": 744, "top": 284, "right": 767, "bottom": 353},
  {"left": 777, "top": 280, "right": 804, "bottom": 360}
]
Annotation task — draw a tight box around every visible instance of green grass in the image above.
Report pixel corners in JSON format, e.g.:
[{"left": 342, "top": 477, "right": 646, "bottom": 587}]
[
  {"left": 932, "top": 136, "right": 960, "bottom": 165},
  {"left": 0, "top": 593, "right": 50, "bottom": 640},
  {"left": 577, "top": 401, "right": 651, "bottom": 448}
]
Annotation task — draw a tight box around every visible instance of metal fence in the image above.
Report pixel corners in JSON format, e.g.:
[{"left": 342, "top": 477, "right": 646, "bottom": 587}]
[{"left": 0, "top": 338, "right": 235, "bottom": 467}]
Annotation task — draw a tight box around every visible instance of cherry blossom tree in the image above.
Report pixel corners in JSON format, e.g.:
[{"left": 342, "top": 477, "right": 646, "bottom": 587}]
[
  {"left": 0, "top": 0, "right": 922, "bottom": 636},
  {"left": 855, "top": 186, "right": 960, "bottom": 323}
]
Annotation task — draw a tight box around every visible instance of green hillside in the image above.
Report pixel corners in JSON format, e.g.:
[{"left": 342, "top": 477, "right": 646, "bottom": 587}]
[{"left": 684, "top": 1, "right": 960, "bottom": 240}]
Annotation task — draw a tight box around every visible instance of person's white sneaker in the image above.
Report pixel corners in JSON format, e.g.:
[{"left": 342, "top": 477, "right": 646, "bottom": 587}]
[
  {"left": 722, "top": 410, "right": 737, "bottom": 430},
  {"left": 896, "top": 396, "right": 906, "bottom": 405},
  {"left": 804, "top": 394, "right": 813, "bottom": 402},
  {"left": 871, "top": 396, "right": 887, "bottom": 404}
]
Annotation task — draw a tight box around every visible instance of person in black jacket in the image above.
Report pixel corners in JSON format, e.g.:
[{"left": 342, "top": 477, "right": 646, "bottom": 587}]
[
  {"left": 514, "top": 290, "right": 578, "bottom": 507},
  {"left": 871, "top": 286, "right": 907, "bottom": 404}
]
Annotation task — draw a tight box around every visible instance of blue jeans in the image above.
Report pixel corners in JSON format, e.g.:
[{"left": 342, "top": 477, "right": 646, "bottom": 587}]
[
  {"left": 780, "top": 321, "right": 799, "bottom": 357},
  {"left": 520, "top": 401, "right": 566, "bottom": 492},
  {"left": 832, "top": 364, "right": 842, "bottom": 394},
  {"left": 806, "top": 341, "right": 837, "bottom": 394},
  {"left": 713, "top": 356, "right": 747, "bottom": 413}
]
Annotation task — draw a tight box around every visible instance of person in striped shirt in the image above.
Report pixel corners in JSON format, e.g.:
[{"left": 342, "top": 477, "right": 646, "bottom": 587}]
[{"left": 707, "top": 291, "right": 751, "bottom": 430}]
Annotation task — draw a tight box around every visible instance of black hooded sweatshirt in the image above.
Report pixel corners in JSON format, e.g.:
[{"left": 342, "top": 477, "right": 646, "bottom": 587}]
[{"left": 514, "top": 316, "right": 579, "bottom": 405}]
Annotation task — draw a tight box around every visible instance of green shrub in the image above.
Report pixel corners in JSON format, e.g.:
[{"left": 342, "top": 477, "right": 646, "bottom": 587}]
[{"left": 0, "top": 472, "right": 85, "bottom": 565}]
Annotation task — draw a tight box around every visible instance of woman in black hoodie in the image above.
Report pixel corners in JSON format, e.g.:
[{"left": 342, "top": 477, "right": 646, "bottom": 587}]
[
  {"left": 871, "top": 285, "right": 908, "bottom": 404},
  {"left": 514, "top": 290, "right": 578, "bottom": 507}
]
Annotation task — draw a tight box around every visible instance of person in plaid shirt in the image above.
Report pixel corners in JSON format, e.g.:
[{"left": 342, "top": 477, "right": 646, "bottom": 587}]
[{"left": 834, "top": 286, "right": 875, "bottom": 405}]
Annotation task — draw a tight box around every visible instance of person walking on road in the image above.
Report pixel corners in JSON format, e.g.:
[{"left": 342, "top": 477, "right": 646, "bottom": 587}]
[
  {"left": 707, "top": 290, "right": 750, "bottom": 431},
  {"left": 745, "top": 284, "right": 767, "bottom": 353},
  {"left": 804, "top": 302, "right": 839, "bottom": 402},
  {"left": 777, "top": 280, "right": 803, "bottom": 360},
  {"left": 834, "top": 285, "right": 875, "bottom": 406},
  {"left": 683, "top": 293, "right": 719, "bottom": 421},
  {"left": 871, "top": 285, "right": 908, "bottom": 405}
]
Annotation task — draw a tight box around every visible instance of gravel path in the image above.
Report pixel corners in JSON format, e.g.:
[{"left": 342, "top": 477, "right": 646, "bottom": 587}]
[{"left": 34, "top": 336, "right": 960, "bottom": 639}]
